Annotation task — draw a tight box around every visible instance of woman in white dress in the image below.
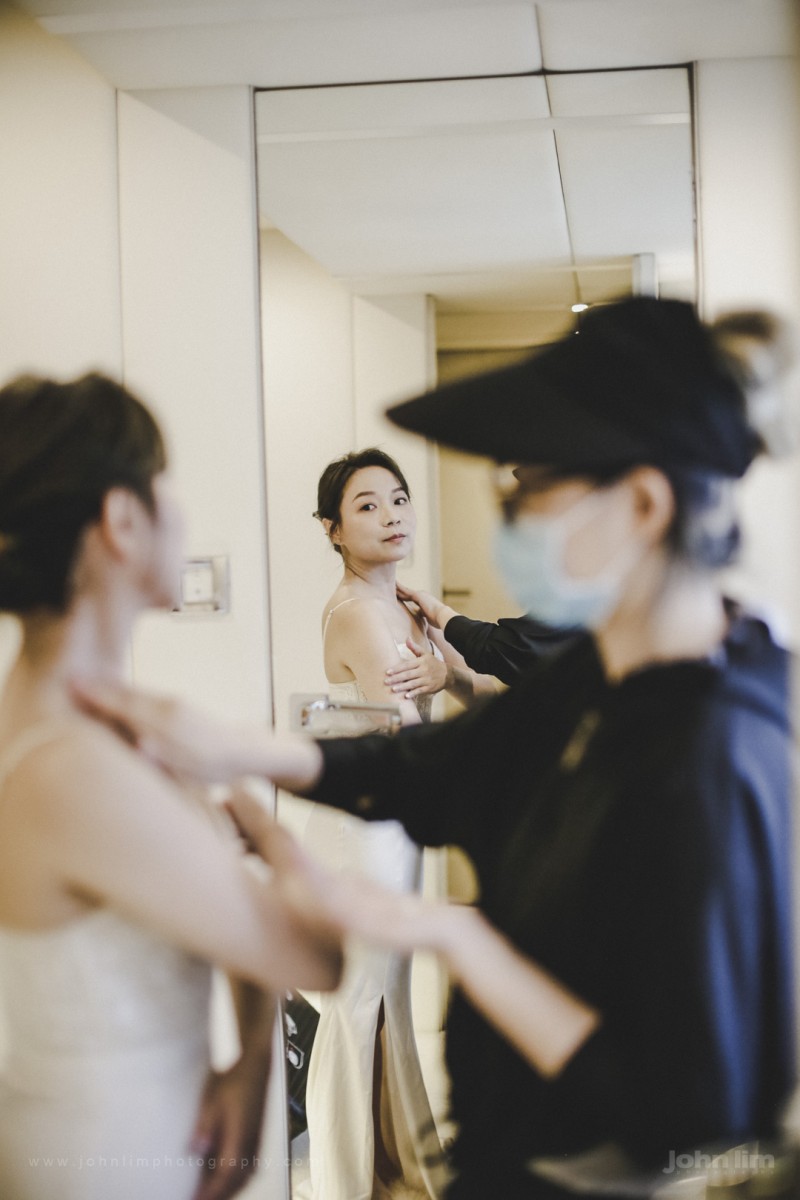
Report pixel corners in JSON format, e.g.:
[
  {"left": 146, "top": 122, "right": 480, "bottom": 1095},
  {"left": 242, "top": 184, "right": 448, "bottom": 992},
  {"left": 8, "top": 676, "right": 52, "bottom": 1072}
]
[
  {"left": 0, "top": 372, "right": 341, "bottom": 1200},
  {"left": 303, "top": 449, "right": 495, "bottom": 1200}
]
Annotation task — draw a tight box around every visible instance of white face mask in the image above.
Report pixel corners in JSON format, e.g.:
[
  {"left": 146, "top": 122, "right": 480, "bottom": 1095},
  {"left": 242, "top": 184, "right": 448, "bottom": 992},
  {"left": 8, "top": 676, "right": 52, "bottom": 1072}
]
[{"left": 492, "top": 489, "right": 632, "bottom": 630}]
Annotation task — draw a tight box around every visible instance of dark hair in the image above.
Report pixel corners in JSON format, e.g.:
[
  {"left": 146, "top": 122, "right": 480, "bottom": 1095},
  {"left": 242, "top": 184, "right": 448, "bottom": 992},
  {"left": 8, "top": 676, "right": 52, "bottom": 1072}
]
[
  {"left": 0, "top": 372, "right": 167, "bottom": 613},
  {"left": 314, "top": 448, "right": 411, "bottom": 556}
]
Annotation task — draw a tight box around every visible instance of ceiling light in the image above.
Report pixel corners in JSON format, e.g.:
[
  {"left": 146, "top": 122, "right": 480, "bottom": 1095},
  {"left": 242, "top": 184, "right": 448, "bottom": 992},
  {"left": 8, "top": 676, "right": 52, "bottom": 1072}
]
[{"left": 571, "top": 303, "right": 589, "bottom": 313}]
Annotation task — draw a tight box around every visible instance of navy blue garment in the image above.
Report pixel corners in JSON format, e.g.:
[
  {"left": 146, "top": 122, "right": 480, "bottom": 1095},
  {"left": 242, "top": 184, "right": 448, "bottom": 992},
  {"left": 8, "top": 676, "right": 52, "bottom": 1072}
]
[
  {"left": 444, "top": 613, "right": 577, "bottom": 686},
  {"left": 309, "top": 608, "right": 795, "bottom": 1192}
]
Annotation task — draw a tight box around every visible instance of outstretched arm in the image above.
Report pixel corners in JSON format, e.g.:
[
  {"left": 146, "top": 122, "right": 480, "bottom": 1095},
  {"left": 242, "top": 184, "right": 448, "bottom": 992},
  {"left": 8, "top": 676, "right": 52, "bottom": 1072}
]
[
  {"left": 72, "top": 678, "right": 324, "bottom": 790},
  {"left": 336, "top": 882, "right": 598, "bottom": 1079},
  {"left": 72, "top": 643, "right": 586, "bottom": 856},
  {"left": 228, "top": 791, "right": 600, "bottom": 1081}
]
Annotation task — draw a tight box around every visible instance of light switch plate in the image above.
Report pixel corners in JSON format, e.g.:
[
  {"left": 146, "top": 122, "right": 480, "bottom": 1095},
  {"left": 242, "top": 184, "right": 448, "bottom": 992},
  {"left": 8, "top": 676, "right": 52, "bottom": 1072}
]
[{"left": 174, "top": 556, "right": 229, "bottom": 615}]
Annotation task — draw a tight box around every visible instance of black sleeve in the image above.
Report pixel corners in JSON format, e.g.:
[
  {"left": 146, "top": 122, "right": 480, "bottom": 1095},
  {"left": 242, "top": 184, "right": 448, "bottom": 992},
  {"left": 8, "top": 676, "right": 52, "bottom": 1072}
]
[
  {"left": 444, "top": 614, "right": 578, "bottom": 686},
  {"left": 308, "top": 635, "right": 603, "bottom": 861}
]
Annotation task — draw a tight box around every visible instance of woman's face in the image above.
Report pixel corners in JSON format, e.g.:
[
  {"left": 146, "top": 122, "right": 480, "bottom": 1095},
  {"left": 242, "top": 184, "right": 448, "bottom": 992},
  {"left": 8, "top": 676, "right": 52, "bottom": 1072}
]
[
  {"left": 332, "top": 466, "right": 416, "bottom": 565},
  {"left": 498, "top": 465, "right": 635, "bottom": 582}
]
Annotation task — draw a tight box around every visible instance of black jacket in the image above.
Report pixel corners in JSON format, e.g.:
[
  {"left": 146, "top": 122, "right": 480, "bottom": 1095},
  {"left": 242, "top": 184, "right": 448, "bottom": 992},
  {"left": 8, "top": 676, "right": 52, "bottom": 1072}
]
[{"left": 310, "top": 609, "right": 795, "bottom": 1192}]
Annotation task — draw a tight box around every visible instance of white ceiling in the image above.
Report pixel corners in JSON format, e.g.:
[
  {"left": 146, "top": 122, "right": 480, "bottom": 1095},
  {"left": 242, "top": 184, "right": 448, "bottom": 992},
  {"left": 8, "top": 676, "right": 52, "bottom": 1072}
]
[
  {"left": 14, "top": 0, "right": 797, "bottom": 347},
  {"left": 255, "top": 67, "right": 694, "bottom": 340},
  {"left": 17, "top": 0, "right": 795, "bottom": 87}
]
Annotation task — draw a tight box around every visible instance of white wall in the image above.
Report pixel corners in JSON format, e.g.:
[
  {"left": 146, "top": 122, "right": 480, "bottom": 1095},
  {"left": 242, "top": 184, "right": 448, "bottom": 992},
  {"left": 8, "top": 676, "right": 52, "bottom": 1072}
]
[
  {"left": 117, "top": 87, "right": 272, "bottom": 723},
  {"left": 696, "top": 56, "right": 800, "bottom": 639},
  {"left": 260, "top": 230, "right": 356, "bottom": 724},
  {"left": 0, "top": 14, "right": 274, "bottom": 723},
  {"left": 0, "top": 4, "right": 122, "bottom": 382},
  {"left": 0, "top": 4, "right": 123, "bottom": 683}
]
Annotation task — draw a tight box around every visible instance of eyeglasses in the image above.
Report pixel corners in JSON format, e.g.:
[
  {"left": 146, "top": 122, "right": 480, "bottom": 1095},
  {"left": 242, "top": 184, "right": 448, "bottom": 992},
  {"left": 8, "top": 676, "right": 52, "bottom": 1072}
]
[{"left": 491, "top": 463, "right": 570, "bottom": 520}]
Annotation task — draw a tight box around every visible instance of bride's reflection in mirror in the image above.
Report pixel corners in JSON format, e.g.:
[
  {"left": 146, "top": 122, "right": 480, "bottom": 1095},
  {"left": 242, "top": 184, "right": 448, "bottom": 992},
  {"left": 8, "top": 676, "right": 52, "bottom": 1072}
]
[{"left": 299, "top": 448, "right": 461, "bottom": 1199}]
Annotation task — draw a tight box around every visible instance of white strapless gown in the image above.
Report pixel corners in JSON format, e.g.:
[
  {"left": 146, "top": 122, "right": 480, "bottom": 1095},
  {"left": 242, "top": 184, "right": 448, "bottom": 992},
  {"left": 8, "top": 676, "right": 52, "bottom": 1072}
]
[
  {"left": 0, "top": 727, "right": 213, "bottom": 1200},
  {"left": 301, "top": 643, "right": 447, "bottom": 1200}
]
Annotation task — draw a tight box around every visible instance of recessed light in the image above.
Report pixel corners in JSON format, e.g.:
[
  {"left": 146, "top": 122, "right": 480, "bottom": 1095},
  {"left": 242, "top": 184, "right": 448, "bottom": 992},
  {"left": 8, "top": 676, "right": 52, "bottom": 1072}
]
[{"left": 571, "top": 303, "right": 589, "bottom": 313}]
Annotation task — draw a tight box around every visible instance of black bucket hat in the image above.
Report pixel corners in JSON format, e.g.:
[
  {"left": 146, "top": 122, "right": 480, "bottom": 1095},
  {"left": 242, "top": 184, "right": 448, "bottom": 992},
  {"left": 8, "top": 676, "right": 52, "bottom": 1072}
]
[{"left": 387, "top": 297, "right": 759, "bottom": 478}]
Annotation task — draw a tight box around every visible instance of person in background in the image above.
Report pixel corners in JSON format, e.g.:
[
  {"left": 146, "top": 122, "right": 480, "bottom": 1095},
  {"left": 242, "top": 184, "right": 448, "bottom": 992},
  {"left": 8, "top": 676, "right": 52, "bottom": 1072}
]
[
  {"left": 300, "top": 449, "right": 494, "bottom": 1200},
  {"left": 0, "top": 373, "right": 341, "bottom": 1200},
  {"left": 74, "top": 298, "right": 798, "bottom": 1200}
]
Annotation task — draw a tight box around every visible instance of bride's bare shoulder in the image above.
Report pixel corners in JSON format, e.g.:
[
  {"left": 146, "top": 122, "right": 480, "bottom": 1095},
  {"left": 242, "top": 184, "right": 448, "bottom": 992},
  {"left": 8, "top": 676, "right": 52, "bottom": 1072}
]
[
  {"left": 0, "top": 713, "right": 170, "bottom": 825},
  {"left": 321, "top": 587, "right": 380, "bottom": 631}
]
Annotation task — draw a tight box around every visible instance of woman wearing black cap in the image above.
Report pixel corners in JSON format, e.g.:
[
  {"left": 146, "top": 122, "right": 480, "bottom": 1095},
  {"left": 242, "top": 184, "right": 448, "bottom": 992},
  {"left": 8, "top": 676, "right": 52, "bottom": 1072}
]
[{"left": 75, "top": 298, "right": 798, "bottom": 1199}]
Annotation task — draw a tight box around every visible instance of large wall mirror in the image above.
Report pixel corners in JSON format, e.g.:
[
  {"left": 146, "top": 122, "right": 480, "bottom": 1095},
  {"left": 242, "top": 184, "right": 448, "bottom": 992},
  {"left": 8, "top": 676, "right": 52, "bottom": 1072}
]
[{"left": 254, "top": 64, "right": 697, "bottom": 1196}]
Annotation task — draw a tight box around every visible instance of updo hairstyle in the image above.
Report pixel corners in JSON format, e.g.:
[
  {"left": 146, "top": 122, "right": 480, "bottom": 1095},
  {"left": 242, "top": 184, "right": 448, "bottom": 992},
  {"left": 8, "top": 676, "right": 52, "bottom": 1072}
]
[
  {"left": 0, "top": 372, "right": 166, "bottom": 613},
  {"left": 711, "top": 309, "right": 799, "bottom": 460},
  {"left": 314, "top": 448, "right": 410, "bottom": 556}
]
